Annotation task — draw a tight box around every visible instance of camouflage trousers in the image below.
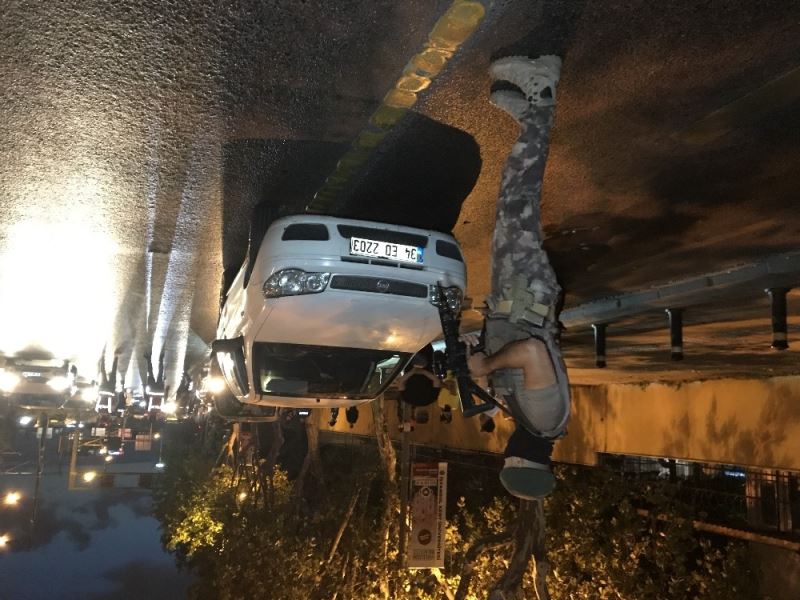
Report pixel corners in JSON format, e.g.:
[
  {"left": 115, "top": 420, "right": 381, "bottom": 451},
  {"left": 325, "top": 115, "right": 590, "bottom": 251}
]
[
  {"left": 488, "top": 104, "right": 560, "bottom": 322},
  {"left": 485, "top": 103, "right": 570, "bottom": 441}
]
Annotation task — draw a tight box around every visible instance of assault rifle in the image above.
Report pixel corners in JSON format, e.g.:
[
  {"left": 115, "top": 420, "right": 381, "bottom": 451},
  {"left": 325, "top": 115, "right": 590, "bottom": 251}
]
[{"left": 435, "top": 283, "right": 510, "bottom": 418}]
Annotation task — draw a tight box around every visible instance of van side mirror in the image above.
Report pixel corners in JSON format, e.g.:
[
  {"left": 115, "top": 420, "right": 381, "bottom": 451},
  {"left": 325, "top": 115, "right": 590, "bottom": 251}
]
[{"left": 211, "top": 336, "right": 250, "bottom": 395}]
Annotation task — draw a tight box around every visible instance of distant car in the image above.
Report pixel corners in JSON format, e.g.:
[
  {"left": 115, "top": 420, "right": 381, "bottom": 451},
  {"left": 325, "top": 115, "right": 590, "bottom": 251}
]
[
  {"left": 69, "top": 378, "right": 99, "bottom": 407},
  {"left": 212, "top": 214, "right": 466, "bottom": 414},
  {"left": 128, "top": 392, "right": 149, "bottom": 417},
  {"left": 0, "top": 356, "right": 77, "bottom": 410}
]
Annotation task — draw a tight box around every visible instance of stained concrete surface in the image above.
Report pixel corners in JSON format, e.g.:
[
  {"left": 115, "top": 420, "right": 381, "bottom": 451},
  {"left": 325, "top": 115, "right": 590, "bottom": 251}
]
[{"left": 1, "top": 0, "right": 799, "bottom": 389}]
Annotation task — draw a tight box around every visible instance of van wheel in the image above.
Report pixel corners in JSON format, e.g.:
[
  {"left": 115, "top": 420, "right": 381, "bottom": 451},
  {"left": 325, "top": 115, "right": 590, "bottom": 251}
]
[{"left": 243, "top": 203, "right": 278, "bottom": 288}]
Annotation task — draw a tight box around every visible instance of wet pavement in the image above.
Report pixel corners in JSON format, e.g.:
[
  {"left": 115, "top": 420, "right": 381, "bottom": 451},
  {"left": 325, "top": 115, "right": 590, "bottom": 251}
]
[
  {"left": 1, "top": 2, "right": 800, "bottom": 597},
  {"left": 1, "top": 0, "right": 799, "bottom": 387},
  {"left": 0, "top": 0, "right": 470, "bottom": 390},
  {"left": 0, "top": 427, "right": 192, "bottom": 599}
]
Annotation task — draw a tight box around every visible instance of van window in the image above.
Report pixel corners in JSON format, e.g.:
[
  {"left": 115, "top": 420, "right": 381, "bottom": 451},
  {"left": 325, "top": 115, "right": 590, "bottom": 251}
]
[{"left": 252, "top": 343, "right": 410, "bottom": 400}]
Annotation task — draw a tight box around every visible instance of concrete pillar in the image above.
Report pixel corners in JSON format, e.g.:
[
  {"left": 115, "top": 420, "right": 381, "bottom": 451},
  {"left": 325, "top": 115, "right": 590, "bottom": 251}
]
[
  {"left": 592, "top": 323, "right": 607, "bottom": 368},
  {"left": 666, "top": 308, "right": 684, "bottom": 361},
  {"left": 766, "top": 288, "right": 789, "bottom": 350}
]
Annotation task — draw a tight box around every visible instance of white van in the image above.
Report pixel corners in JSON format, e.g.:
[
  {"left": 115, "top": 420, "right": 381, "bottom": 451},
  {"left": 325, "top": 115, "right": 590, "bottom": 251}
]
[
  {"left": 0, "top": 356, "right": 76, "bottom": 409},
  {"left": 213, "top": 215, "right": 466, "bottom": 413}
]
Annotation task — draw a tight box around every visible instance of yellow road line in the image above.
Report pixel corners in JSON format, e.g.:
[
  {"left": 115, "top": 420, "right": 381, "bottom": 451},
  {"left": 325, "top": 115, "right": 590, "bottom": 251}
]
[{"left": 306, "top": 0, "right": 488, "bottom": 213}]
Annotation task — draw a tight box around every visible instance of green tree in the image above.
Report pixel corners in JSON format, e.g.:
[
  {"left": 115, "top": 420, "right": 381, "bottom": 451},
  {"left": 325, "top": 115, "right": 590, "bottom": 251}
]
[
  {"left": 543, "top": 466, "right": 758, "bottom": 600},
  {"left": 155, "top": 419, "right": 758, "bottom": 600}
]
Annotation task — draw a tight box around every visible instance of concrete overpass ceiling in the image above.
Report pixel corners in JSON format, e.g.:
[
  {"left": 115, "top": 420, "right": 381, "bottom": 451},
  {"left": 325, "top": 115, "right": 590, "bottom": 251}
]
[
  {"left": 0, "top": 0, "right": 798, "bottom": 383},
  {"left": 413, "top": 0, "right": 800, "bottom": 304},
  {"left": 541, "top": 0, "right": 800, "bottom": 301}
]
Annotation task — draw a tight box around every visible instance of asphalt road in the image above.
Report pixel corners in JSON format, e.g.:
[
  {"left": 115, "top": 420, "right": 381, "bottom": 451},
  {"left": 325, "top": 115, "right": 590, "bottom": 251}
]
[{"left": 1, "top": 0, "right": 799, "bottom": 389}]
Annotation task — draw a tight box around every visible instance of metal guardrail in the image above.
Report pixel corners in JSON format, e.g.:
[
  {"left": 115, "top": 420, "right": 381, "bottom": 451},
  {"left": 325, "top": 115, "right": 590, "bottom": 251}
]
[{"left": 561, "top": 250, "right": 800, "bottom": 329}]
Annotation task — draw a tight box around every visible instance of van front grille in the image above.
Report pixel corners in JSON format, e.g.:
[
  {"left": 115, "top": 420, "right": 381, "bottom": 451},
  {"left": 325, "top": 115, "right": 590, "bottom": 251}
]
[{"left": 329, "top": 276, "right": 428, "bottom": 298}]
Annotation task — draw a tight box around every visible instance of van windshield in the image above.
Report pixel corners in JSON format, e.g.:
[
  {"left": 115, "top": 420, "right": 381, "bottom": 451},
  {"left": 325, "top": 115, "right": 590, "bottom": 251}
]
[{"left": 252, "top": 343, "right": 410, "bottom": 399}]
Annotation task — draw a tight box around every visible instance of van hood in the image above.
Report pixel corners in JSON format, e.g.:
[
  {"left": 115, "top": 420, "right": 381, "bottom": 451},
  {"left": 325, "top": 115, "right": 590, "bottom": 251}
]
[{"left": 253, "top": 292, "right": 440, "bottom": 353}]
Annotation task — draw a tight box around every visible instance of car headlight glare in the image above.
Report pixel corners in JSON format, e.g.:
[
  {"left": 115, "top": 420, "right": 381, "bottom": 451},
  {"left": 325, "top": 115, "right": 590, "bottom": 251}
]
[
  {"left": 47, "top": 376, "right": 70, "bottom": 391},
  {"left": 429, "top": 285, "right": 463, "bottom": 313},
  {"left": 263, "top": 269, "right": 330, "bottom": 298},
  {"left": 0, "top": 370, "right": 20, "bottom": 393}
]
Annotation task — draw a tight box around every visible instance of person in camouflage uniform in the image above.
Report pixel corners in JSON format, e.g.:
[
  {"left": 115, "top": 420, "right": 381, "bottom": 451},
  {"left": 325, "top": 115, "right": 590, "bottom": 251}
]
[{"left": 466, "top": 55, "right": 571, "bottom": 499}]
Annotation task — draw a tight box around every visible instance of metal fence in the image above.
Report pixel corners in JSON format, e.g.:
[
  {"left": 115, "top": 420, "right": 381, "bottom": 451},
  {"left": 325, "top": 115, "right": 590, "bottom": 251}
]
[{"left": 599, "top": 454, "right": 800, "bottom": 537}]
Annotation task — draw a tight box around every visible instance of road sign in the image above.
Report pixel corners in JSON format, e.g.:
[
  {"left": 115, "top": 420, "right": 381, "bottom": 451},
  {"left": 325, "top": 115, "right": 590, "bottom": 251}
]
[{"left": 408, "top": 462, "right": 447, "bottom": 569}]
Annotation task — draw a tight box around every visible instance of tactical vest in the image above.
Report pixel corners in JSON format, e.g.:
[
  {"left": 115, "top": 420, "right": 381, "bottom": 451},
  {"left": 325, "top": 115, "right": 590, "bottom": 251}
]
[{"left": 484, "top": 273, "right": 570, "bottom": 440}]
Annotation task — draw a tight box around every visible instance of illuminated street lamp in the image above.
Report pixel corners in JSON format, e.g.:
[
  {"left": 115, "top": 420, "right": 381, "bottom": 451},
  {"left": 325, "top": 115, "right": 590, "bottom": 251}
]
[
  {"left": 238, "top": 491, "right": 247, "bottom": 502},
  {"left": 82, "top": 471, "right": 97, "bottom": 483},
  {"left": 153, "top": 433, "right": 161, "bottom": 440},
  {"left": 104, "top": 455, "right": 113, "bottom": 463},
  {"left": 0, "top": 533, "right": 10, "bottom": 548},
  {"left": 3, "top": 491, "right": 21, "bottom": 506}
]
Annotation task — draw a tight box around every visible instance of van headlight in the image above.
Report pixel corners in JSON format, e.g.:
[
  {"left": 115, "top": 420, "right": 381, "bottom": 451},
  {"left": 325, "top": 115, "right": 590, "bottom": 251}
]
[
  {"left": 0, "top": 370, "right": 20, "bottom": 393},
  {"left": 429, "top": 285, "right": 463, "bottom": 313},
  {"left": 263, "top": 269, "right": 331, "bottom": 298}
]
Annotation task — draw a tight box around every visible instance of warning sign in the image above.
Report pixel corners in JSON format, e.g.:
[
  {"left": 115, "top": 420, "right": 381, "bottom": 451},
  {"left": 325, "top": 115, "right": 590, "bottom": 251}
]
[{"left": 408, "top": 462, "right": 447, "bottom": 569}]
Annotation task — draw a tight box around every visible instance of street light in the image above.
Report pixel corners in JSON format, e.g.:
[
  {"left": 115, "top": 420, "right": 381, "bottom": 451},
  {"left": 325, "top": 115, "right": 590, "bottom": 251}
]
[
  {"left": 0, "top": 533, "right": 10, "bottom": 548},
  {"left": 3, "top": 491, "right": 21, "bottom": 506},
  {"left": 82, "top": 471, "right": 97, "bottom": 483}
]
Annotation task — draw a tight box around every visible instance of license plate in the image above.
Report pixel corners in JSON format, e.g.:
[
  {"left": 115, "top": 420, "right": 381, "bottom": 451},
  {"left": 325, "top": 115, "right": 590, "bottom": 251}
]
[{"left": 350, "top": 237, "right": 424, "bottom": 264}]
